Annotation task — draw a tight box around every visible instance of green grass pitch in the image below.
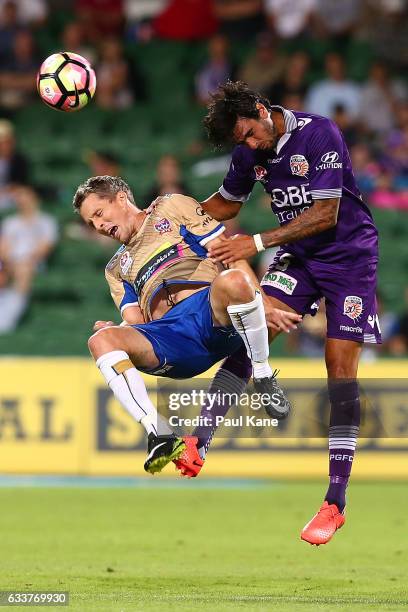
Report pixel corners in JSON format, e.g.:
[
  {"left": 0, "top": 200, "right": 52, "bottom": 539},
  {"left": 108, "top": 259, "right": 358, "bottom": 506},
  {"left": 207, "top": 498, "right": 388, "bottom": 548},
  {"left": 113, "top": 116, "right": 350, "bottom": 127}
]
[{"left": 1, "top": 481, "right": 407, "bottom": 611}]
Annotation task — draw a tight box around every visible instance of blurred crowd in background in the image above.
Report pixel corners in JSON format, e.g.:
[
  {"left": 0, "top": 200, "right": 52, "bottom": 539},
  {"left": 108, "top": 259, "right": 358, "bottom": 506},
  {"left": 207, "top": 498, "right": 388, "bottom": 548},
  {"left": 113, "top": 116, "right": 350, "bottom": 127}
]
[{"left": 0, "top": 0, "right": 408, "bottom": 357}]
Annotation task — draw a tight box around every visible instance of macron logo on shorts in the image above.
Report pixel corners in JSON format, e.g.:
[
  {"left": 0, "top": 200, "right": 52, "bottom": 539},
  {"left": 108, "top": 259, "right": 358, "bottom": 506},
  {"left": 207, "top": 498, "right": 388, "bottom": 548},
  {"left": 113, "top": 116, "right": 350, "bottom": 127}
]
[{"left": 339, "top": 324, "right": 363, "bottom": 334}]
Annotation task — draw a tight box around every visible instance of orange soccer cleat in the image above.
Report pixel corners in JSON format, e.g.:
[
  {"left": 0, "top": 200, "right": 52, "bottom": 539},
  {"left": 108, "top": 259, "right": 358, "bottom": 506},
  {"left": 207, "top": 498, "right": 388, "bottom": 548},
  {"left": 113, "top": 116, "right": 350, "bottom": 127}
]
[
  {"left": 301, "top": 501, "right": 345, "bottom": 545},
  {"left": 173, "top": 436, "right": 204, "bottom": 478}
]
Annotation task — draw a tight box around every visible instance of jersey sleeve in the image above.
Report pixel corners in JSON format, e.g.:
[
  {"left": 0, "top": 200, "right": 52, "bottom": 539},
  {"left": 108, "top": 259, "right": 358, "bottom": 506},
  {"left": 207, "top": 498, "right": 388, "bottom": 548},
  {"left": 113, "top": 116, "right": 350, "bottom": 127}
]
[
  {"left": 219, "top": 146, "right": 255, "bottom": 202},
  {"left": 105, "top": 269, "right": 139, "bottom": 316},
  {"left": 165, "top": 194, "right": 225, "bottom": 249},
  {"left": 306, "top": 120, "right": 344, "bottom": 201}
]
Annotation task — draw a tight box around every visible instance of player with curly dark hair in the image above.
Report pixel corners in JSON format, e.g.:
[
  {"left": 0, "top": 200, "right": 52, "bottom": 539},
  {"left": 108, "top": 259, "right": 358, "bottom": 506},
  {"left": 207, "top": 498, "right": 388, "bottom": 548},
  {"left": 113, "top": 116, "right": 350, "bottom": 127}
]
[
  {"left": 203, "top": 81, "right": 271, "bottom": 149},
  {"left": 199, "top": 80, "right": 381, "bottom": 546}
]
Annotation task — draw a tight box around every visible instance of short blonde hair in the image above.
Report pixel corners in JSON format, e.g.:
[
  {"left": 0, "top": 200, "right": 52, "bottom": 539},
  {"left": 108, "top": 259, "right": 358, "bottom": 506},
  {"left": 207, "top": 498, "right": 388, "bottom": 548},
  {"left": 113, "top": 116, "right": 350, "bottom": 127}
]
[{"left": 73, "top": 175, "right": 135, "bottom": 211}]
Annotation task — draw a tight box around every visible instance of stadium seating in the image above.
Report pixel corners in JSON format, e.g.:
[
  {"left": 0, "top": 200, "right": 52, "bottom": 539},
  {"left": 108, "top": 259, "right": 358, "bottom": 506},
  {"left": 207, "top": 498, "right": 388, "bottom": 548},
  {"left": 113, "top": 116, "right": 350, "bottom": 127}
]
[{"left": 3, "top": 38, "right": 406, "bottom": 355}]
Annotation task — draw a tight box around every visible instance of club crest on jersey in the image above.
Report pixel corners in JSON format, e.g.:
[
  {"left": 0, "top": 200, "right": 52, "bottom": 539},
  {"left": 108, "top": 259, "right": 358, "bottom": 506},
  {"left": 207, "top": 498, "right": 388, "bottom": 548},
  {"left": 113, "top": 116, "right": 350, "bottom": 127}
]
[
  {"left": 254, "top": 165, "right": 267, "bottom": 181},
  {"left": 154, "top": 218, "right": 172, "bottom": 234},
  {"left": 290, "top": 154, "right": 309, "bottom": 177},
  {"left": 106, "top": 244, "right": 126, "bottom": 270},
  {"left": 343, "top": 295, "right": 363, "bottom": 321},
  {"left": 120, "top": 251, "right": 133, "bottom": 274}
]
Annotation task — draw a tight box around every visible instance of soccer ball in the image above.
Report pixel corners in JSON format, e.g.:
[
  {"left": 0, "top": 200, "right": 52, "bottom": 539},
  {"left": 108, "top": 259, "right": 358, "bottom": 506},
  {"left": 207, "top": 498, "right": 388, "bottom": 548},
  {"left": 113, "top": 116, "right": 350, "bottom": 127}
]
[{"left": 37, "top": 52, "right": 96, "bottom": 112}]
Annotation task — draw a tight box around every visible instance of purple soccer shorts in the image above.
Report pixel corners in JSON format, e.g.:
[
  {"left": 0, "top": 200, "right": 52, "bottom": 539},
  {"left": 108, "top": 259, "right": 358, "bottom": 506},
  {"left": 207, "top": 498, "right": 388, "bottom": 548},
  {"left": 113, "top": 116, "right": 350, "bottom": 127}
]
[{"left": 261, "top": 249, "right": 382, "bottom": 344}]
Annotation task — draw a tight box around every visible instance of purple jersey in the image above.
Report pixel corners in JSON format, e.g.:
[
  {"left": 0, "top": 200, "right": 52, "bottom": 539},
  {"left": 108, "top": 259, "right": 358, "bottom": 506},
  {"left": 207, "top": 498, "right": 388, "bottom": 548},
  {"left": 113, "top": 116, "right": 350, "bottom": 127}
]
[{"left": 220, "top": 108, "right": 378, "bottom": 265}]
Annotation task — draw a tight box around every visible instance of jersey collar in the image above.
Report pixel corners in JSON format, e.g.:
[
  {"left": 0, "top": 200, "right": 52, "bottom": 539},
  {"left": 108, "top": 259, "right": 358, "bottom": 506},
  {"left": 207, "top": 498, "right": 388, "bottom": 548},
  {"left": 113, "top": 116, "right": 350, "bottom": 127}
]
[
  {"left": 269, "top": 105, "right": 297, "bottom": 154},
  {"left": 128, "top": 211, "right": 149, "bottom": 246},
  {"left": 270, "top": 105, "right": 298, "bottom": 133}
]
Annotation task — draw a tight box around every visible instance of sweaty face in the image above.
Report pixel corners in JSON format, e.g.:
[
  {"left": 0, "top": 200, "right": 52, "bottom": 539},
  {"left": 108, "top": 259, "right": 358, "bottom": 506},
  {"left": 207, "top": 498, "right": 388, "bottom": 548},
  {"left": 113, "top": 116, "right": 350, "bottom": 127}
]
[
  {"left": 80, "top": 192, "right": 135, "bottom": 244},
  {"left": 233, "top": 114, "right": 279, "bottom": 151}
]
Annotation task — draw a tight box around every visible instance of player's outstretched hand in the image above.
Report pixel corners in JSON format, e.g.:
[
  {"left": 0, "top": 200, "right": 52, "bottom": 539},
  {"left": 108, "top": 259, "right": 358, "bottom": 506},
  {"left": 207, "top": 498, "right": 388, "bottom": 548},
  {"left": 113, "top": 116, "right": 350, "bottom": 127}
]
[
  {"left": 264, "top": 305, "right": 302, "bottom": 333},
  {"left": 93, "top": 320, "right": 115, "bottom": 332},
  {"left": 208, "top": 234, "right": 257, "bottom": 264}
]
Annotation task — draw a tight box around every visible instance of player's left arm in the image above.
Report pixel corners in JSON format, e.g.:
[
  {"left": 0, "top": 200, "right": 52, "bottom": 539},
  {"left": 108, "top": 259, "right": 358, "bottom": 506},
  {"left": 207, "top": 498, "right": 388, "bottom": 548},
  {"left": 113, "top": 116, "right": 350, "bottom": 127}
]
[
  {"left": 258, "top": 196, "right": 340, "bottom": 248},
  {"left": 208, "top": 119, "right": 343, "bottom": 263},
  {"left": 207, "top": 199, "right": 339, "bottom": 264}
]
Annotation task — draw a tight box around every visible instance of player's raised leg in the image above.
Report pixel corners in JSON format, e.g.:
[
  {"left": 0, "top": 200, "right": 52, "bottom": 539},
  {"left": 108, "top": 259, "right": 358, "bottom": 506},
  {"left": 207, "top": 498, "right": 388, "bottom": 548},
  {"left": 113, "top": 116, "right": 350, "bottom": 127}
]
[
  {"left": 195, "top": 345, "right": 252, "bottom": 457},
  {"left": 301, "top": 339, "right": 361, "bottom": 545},
  {"left": 210, "top": 268, "right": 292, "bottom": 420},
  {"left": 88, "top": 325, "right": 185, "bottom": 474},
  {"left": 177, "top": 293, "right": 298, "bottom": 475},
  {"left": 175, "top": 344, "right": 252, "bottom": 477}
]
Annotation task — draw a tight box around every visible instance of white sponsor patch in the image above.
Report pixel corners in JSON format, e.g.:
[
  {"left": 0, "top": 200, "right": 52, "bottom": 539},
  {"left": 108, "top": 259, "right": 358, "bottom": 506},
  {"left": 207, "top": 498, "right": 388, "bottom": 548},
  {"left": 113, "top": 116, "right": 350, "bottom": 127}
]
[
  {"left": 271, "top": 184, "right": 312, "bottom": 208},
  {"left": 315, "top": 150, "right": 342, "bottom": 171},
  {"left": 290, "top": 154, "right": 309, "bottom": 177},
  {"left": 343, "top": 295, "right": 363, "bottom": 321},
  {"left": 321, "top": 151, "right": 339, "bottom": 163},
  {"left": 262, "top": 271, "right": 298, "bottom": 295},
  {"left": 120, "top": 251, "right": 133, "bottom": 274}
]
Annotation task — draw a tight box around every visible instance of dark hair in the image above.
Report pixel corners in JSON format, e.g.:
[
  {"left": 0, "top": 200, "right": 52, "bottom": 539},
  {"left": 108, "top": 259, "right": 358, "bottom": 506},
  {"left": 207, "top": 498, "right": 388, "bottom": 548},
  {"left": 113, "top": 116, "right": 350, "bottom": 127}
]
[
  {"left": 203, "top": 80, "right": 271, "bottom": 149},
  {"left": 72, "top": 175, "right": 135, "bottom": 211}
]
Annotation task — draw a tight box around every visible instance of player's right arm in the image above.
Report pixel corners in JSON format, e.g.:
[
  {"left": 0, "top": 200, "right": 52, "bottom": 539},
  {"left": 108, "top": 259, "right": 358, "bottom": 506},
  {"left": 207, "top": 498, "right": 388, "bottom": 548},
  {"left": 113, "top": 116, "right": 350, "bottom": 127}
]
[
  {"left": 92, "top": 307, "right": 144, "bottom": 331},
  {"left": 201, "top": 192, "right": 242, "bottom": 221},
  {"left": 201, "top": 146, "right": 255, "bottom": 221},
  {"left": 121, "top": 305, "right": 144, "bottom": 325}
]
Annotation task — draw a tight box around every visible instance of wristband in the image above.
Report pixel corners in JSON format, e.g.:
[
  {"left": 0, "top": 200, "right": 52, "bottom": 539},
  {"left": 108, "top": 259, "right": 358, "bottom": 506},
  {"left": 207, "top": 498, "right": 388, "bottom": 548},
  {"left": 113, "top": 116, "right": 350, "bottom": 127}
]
[{"left": 253, "top": 233, "right": 265, "bottom": 252}]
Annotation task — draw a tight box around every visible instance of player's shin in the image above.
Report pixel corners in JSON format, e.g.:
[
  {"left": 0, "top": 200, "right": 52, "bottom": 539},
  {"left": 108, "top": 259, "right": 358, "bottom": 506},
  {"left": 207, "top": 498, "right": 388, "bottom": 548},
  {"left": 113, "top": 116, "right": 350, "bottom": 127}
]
[
  {"left": 194, "top": 345, "right": 251, "bottom": 459},
  {"left": 96, "top": 349, "right": 172, "bottom": 437},
  {"left": 226, "top": 290, "right": 271, "bottom": 379},
  {"left": 226, "top": 291, "right": 291, "bottom": 420},
  {"left": 325, "top": 379, "right": 360, "bottom": 512}
]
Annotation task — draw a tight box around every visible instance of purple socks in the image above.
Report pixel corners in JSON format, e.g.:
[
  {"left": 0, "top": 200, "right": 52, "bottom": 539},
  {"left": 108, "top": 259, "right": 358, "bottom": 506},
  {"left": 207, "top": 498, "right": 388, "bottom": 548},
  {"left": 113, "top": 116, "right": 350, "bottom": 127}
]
[
  {"left": 193, "top": 344, "right": 251, "bottom": 457},
  {"left": 325, "top": 379, "right": 360, "bottom": 512}
]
